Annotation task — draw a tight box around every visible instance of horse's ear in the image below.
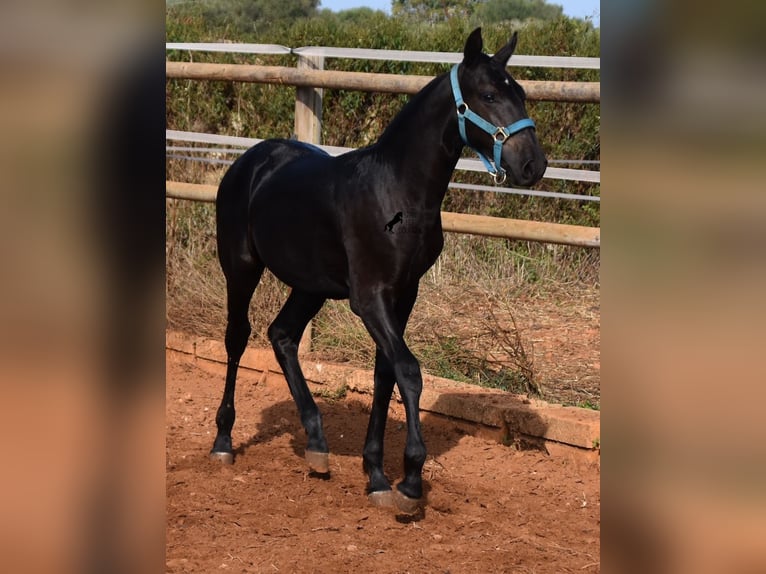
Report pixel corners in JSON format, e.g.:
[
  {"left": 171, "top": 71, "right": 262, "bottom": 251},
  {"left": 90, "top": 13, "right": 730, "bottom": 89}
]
[
  {"left": 491, "top": 31, "right": 519, "bottom": 67},
  {"left": 463, "top": 27, "right": 484, "bottom": 67}
]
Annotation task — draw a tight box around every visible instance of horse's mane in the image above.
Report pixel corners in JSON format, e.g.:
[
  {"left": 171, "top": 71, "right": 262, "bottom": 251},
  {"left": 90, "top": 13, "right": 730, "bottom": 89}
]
[{"left": 374, "top": 71, "right": 450, "bottom": 146}]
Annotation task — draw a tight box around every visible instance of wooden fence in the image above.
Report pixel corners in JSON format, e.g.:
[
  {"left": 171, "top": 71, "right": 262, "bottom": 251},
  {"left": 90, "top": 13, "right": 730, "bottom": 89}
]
[
  {"left": 166, "top": 52, "right": 600, "bottom": 248},
  {"left": 164, "top": 61, "right": 600, "bottom": 102}
]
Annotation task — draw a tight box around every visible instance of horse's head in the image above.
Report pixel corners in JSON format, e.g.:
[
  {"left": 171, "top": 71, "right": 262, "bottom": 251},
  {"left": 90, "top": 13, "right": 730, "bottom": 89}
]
[{"left": 454, "top": 28, "right": 547, "bottom": 187}]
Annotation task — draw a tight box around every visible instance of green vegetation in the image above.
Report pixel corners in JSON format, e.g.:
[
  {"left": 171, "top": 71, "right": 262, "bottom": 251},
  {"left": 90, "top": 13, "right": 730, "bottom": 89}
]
[
  {"left": 311, "top": 382, "right": 350, "bottom": 402},
  {"left": 576, "top": 399, "right": 600, "bottom": 411},
  {"left": 476, "top": 0, "right": 563, "bottom": 24},
  {"left": 392, "top": 0, "right": 564, "bottom": 24},
  {"left": 165, "top": 2, "right": 600, "bottom": 406}
]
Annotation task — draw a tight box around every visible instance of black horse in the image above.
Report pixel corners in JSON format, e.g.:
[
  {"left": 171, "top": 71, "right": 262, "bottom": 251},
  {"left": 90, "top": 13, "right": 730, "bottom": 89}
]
[{"left": 210, "top": 28, "right": 547, "bottom": 513}]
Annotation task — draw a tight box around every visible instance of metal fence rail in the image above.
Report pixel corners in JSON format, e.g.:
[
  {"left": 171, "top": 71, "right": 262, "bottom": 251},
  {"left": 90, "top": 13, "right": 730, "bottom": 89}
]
[
  {"left": 166, "top": 130, "right": 600, "bottom": 202},
  {"left": 166, "top": 43, "right": 601, "bottom": 70}
]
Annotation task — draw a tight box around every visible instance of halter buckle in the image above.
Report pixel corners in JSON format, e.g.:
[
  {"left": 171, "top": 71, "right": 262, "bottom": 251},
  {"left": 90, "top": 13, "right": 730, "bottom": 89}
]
[{"left": 493, "top": 127, "right": 510, "bottom": 143}]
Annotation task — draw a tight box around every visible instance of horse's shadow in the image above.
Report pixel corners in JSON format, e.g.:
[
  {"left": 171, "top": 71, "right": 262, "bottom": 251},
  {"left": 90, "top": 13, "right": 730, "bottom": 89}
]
[
  {"left": 232, "top": 390, "right": 549, "bottom": 518},
  {"left": 235, "top": 396, "right": 424, "bottom": 461}
]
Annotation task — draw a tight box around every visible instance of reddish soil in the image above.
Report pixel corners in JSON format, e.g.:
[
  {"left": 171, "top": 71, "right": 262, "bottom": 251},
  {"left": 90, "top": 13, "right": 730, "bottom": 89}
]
[{"left": 166, "top": 352, "right": 600, "bottom": 573}]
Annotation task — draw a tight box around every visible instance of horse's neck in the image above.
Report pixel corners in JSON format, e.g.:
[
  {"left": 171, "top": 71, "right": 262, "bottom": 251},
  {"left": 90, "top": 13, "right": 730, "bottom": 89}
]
[{"left": 372, "top": 74, "right": 463, "bottom": 209}]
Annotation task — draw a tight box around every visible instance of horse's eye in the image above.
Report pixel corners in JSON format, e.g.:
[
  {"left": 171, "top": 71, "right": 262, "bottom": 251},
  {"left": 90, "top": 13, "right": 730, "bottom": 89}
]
[{"left": 481, "top": 93, "right": 496, "bottom": 103}]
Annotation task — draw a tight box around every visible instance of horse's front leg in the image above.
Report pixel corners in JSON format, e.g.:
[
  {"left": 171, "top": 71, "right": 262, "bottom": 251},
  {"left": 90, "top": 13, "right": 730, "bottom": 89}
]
[
  {"left": 363, "top": 349, "right": 396, "bottom": 504},
  {"left": 356, "top": 286, "right": 425, "bottom": 513},
  {"left": 391, "top": 350, "right": 427, "bottom": 510}
]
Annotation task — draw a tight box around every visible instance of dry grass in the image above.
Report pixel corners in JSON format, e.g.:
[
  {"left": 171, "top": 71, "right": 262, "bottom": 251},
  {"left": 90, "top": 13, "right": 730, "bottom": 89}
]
[{"left": 166, "top": 199, "right": 600, "bottom": 407}]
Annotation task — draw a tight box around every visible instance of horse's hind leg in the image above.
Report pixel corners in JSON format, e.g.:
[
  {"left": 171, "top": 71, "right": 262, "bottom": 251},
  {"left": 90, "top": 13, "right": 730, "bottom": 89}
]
[
  {"left": 267, "top": 290, "right": 328, "bottom": 472},
  {"left": 210, "top": 263, "right": 264, "bottom": 463}
]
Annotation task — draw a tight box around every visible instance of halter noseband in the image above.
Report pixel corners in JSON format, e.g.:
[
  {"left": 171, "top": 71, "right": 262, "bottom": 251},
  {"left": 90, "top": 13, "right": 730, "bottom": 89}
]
[{"left": 450, "top": 64, "right": 536, "bottom": 185}]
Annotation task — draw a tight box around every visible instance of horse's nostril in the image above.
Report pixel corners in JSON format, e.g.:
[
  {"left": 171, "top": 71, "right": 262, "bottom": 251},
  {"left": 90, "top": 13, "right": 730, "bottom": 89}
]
[
  {"left": 521, "top": 157, "right": 546, "bottom": 182},
  {"left": 521, "top": 159, "right": 536, "bottom": 179}
]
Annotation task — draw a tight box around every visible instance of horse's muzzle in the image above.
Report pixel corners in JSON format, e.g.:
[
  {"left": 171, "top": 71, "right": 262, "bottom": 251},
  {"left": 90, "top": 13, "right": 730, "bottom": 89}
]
[{"left": 521, "top": 156, "right": 548, "bottom": 185}]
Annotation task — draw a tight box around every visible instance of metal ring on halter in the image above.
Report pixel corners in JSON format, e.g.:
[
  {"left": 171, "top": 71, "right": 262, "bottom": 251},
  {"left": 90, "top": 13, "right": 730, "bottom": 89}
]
[
  {"left": 457, "top": 102, "right": 469, "bottom": 116},
  {"left": 493, "top": 127, "right": 510, "bottom": 143},
  {"left": 492, "top": 170, "right": 507, "bottom": 185}
]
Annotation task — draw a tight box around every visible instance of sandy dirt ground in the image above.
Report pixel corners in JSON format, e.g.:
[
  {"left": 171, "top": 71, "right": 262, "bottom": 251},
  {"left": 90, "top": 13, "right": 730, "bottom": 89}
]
[{"left": 166, "top": 352, "right": 600, "bottom": 573}]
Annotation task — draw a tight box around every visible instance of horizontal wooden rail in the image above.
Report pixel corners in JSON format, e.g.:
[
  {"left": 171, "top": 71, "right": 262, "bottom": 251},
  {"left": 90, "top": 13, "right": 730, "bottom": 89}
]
[
  {"left": 166, "top": 181, "right": 600, "bottom": 247},
  {"left": 166, "top": 181, "right": 217, "bottom": 203},
  {"left": 440, "top": 212, "right": 600, "bottom": 247},
  {"left": 165, "top": 61, "right": 600, "bottom": 103}
]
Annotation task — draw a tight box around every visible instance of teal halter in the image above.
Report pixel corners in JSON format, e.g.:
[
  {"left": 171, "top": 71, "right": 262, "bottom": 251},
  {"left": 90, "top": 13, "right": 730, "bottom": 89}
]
[{"left": 450, "top": 64, "right": 536, "bottom": 185}]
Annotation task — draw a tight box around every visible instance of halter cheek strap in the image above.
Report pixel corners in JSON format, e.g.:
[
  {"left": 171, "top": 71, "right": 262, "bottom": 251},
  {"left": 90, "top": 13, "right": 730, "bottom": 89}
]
[{"left": 450, "top": 64, "right": 535, "bottom": 185}]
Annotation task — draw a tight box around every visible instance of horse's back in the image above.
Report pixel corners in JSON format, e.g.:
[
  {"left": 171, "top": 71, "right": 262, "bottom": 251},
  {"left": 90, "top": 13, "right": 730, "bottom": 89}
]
[{"left": 217, "top": 139, "right": 325, "bottom": 212}]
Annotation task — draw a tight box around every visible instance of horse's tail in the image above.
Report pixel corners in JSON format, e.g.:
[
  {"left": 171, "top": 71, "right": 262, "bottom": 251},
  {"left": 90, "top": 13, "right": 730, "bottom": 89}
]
[{"left": 215, "top": 145, "right": 268, "bottom": 280}]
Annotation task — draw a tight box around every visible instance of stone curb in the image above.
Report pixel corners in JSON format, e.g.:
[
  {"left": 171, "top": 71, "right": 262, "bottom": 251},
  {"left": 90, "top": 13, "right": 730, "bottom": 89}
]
[{"left": 167, "top": 331, "right": 600, "bottom": 451}]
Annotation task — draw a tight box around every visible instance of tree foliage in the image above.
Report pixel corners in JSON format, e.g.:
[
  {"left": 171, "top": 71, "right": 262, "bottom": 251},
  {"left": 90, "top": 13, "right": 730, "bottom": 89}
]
[
  {"left": 474, "top": 0, "right": 564, "bottom": 24},
  {"left": 391, "top": 0, "right": 565, "bottom": 24},
  {"left": 171, "top": 0, "right": 320, "bottom": 35},
  {"left": 392, "top": 0, "right": 475, "bottom": 22}
]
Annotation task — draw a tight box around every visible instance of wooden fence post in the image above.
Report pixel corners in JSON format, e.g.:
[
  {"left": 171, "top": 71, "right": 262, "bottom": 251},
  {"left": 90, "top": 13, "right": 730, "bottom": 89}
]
[
  {"left": 294, "top": 54, "right": 324, "bottom": 355},
  {"left": 294, "top": 55, "right": 324, "bottom": 143}
]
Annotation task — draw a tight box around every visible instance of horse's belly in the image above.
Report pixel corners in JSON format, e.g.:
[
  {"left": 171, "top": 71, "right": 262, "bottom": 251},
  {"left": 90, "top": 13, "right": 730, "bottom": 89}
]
[
  {"left": 250, "top": 201, "right": 350, "bottom": 299},
  {"left": 264, "top": 245, "right": 350, "bottom": 299}
]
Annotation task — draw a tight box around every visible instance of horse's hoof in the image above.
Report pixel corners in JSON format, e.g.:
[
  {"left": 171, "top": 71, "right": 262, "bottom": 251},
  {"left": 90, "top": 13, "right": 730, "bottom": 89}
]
[
  {"left": 368, "top": 490, "right": 421, "bottom": 514},
  {"left": 305, "top": 450, "right": 329, "bottom": 473},
  {"left": 368, "top": 490, "right": 397, "bottom": 509},
  {"left": 209, "top": 451, "right": 234, "bottom": 465},
  {"left": 394, "top": 491, "right": 422, "bottom": 515}
]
